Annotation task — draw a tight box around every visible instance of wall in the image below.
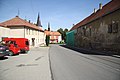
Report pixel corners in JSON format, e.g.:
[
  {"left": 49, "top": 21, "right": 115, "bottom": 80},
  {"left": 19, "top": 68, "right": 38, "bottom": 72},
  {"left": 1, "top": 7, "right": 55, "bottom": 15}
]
[
  {"left": 25, "top": 27, "right": 45, "bottom": 47},
  {"left": 0, "top": 26, "right": 45, "bottom": 47},
  {"left": 58, "top": 36, "right": 62, "bottom": 43},
  {"left": 75, "top": 9, "right": 120, "bottom": 53},
  {"left": 66, "top": 30, "right": 75, "bottom": 46},
  {"left": 10, "top": 26, "right": 25, "bottom": 38},
  {"left": 0, "top": 26, "right": 10, "bottom": 41}
]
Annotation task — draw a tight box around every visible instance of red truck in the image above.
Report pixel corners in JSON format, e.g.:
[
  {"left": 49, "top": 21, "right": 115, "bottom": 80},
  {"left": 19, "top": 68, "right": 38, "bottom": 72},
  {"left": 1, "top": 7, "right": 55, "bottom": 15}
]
[{"left": 3, "top": 38, "right": 29, "bottom": 56}]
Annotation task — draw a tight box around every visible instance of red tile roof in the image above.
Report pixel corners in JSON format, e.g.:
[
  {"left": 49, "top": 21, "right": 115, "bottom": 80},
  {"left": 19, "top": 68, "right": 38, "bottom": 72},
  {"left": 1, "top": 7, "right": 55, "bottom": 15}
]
[
  {"left": 0, "top": 16, "right": 43, "bottom": 31},
  {"left": 70, "top": 0, "right": 120, "bottom": 30},
  {"left": 45, "top": 31, "right": 61, "bottom": 36}
]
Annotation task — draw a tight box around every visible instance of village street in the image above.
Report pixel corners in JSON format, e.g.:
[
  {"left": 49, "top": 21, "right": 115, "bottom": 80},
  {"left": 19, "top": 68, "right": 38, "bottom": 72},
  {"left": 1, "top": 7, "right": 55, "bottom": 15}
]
[
  {"left": 0, "top": 44, "right": 120, "bottom": 80},
  {"left": 50, "top": 44, "right": 120, "bottom": 80}
]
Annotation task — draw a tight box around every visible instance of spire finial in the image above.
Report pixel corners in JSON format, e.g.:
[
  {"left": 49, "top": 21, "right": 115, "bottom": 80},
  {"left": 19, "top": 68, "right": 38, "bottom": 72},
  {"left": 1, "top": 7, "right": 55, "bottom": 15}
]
[
  {"left": 48, "top": 22, "right": 50, "bottom": 31},
  {"left": 17, "top": 8, "right": 20, "bottom": 17},
  {"left": 36, "top": 12, "right": 42, "bottom": 27}
]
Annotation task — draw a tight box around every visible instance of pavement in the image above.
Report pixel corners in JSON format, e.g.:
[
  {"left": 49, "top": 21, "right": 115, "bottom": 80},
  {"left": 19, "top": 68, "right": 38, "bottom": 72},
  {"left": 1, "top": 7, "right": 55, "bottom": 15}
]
[
  {"left": 0, "top": 47, "right": 52, "bottom": 80},
  {"left": 61, "top": 45, "right": 120, "bottom": 58}
]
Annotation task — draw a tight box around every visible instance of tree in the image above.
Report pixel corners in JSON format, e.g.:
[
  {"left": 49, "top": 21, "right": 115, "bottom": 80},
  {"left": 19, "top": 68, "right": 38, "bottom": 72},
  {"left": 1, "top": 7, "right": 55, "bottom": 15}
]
[
  {"left": 57, "top": 28, "right": 68, "bottom": 43},
  {"left": 45, "top": 35, "right": 50, "bottom": 46},
  {"left": 57, "top": 28, "right": 64, "bottom": 40},
  {"left": 64, "top": 28, "right": 68, "bottom": 42}
]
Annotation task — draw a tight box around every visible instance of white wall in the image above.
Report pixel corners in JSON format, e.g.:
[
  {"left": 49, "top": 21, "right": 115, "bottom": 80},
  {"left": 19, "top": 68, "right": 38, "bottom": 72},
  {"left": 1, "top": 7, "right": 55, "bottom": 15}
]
[
  {"left": 0, "top": 26, "right": 10, "bottom": 41},
  {"left": 0, "top": 26, "right": 45, "bottom": 47},
  {"left": 24, "top": 27, "right": 45, "bottom": 47},
  {"left": 10, "top": 27, "right": 25, "bottom": 38},
  {"left": 58, "top": 36, "right": 62, "bottom": 43}
]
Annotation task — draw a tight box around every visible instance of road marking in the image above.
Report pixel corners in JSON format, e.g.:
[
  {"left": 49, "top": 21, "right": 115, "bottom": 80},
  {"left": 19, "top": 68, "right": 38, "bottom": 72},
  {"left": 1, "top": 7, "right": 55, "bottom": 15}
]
[
  {"left": 16, "top": 64, "right": 38, "bottom": 67},
  {"left": 112, "top": 55, "right": 120, "bottom": 58},
  {"left": 35, "top": 56, "right": 44, "bottom": 61},
  {"left": 116, "top": 69, "right": 120, "bottom": 71}
]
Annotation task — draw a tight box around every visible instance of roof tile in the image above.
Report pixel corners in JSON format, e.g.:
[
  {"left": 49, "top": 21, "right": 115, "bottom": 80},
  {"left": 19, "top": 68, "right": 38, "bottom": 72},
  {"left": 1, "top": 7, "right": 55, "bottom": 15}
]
[
  {"left": 71, "top": 0, "right": 120, "bottom": 30},
  {"left": 0, "top": 16, "right": 43, "bottom": 31}
]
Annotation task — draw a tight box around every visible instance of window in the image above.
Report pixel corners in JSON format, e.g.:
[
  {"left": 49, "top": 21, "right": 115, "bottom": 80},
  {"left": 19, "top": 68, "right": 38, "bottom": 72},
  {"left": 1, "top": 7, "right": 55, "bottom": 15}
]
[
  {"left": 26, "top": 28, "right": 28, "bottom": 35},
  {"left": 108, "top": 24, "right": 112, "bottom": 33},
  {"left": 29, "top": 29, "right": 30, "bottom": 35},
  {"left": 108, "top": 22, "right": 118, "bottom": 33},
  {"left": 32, "top": 30, "right": 34, "bottom": 35},
  {"left": 25, "top": 41, "right": 29, "bottom": 46},
  {"left": 89, "top": 27, "right": 92, "bottom": 36},
  {"left": 112, "top": 23, "right": 118, "bottom": 33},
  {"left": 82, "top": 27, "right": 86, "bottom": 36}
]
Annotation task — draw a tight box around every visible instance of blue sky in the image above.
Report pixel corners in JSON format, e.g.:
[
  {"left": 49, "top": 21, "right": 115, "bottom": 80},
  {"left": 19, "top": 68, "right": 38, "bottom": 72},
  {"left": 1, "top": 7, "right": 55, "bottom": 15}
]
[{"left": 0, "top": 0, "right": 110, "bottom": 31}]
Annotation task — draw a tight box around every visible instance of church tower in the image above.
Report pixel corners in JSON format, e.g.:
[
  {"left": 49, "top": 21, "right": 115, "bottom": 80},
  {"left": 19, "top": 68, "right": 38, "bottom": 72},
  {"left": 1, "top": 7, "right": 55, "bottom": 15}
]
[
  {"left": 48, "top": 22, "right": 50, "bottom": 31},
  {"left": 36, "top": 13, "right": 42, "bottom": 27}
]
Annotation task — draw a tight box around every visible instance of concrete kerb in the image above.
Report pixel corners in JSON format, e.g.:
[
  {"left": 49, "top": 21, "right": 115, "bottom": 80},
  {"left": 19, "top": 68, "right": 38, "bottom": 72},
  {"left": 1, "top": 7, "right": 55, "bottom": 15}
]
[{"left": 61, "top": 45, "right": 120, "bottom": 58}]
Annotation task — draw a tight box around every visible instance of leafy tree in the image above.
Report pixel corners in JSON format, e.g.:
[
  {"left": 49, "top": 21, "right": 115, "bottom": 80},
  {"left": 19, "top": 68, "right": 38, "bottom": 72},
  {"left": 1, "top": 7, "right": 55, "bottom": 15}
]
[
  {"left": 64, "top": 28, "right": 68, "bottom": 42},
  {"left": 57, "top": 28, "right": 64, "bottom": 40},
  {"left": 57, "top": 28, "right": 68, "bottom": 43}
]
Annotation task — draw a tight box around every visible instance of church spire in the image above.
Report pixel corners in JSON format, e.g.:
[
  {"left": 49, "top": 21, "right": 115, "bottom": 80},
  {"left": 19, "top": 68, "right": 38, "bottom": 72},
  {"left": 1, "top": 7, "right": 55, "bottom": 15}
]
[
  {"left": 36, "top": 13, "right": 42, "bottom": 27},
  {"left": 48, "top": 22, "right": 50, "bottom": 31}
]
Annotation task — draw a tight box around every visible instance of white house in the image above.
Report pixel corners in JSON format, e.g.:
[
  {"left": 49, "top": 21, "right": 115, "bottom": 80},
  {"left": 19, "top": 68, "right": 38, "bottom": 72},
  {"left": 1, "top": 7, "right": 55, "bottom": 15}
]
[
  {"left": 0, "top": 25, "right": 10, "bottom": 41},
  {"left": 0, "top": 16, "right": 45, "bottom": 47}
]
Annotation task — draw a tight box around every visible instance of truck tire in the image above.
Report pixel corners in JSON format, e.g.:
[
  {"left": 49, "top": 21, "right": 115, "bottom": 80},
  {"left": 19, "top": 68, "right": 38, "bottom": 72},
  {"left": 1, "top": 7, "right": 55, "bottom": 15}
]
[
  {"left": 9, "top": 51, "right": 14, "bottom": 56},
  {"left": 25, "top": 50, "right": 28, "bottom": 53}
]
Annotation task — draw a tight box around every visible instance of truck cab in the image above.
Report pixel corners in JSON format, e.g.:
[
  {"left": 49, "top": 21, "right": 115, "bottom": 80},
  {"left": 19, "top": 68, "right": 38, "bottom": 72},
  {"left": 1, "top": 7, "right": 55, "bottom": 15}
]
[
  {"left": 4, "top": 38, "right": 29, "bottom": 53},
  {"left": 4, "top": 40, "right": 20, "bottom": 56}
]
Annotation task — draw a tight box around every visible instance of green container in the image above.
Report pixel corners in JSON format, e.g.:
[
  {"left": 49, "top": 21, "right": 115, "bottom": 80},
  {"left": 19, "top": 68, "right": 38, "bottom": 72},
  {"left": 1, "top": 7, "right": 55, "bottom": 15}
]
[{"left": 66, "top": 30, "right": 75, "bottom": 46}]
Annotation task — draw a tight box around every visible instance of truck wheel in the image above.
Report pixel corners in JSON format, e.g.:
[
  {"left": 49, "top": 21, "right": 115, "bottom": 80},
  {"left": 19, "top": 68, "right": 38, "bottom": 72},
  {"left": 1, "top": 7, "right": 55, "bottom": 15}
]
[
  {"left": 25, "top": 50, "right": 28, "bottom": 53},
  {"left": 9, "top": 51, "right": 14, "bottom": 56}
]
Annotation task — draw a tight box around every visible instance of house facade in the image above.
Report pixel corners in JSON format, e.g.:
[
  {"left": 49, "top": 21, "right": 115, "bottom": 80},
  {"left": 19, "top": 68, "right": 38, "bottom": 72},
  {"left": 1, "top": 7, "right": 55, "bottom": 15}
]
[
  {"left": 0, "top": 16, "right": 45, "bottom": 47},
  {"left": 44, "top": 23, "right": 62, "bottom": 43},
  {"left": 69, "top": 0, "right": 120, "bottom": 53},
  {"left": 0, "top": 25, "right": 10, "bottom": 41},
  {"left": 45, "top": 31, "right": 61, "bottom": 43}
]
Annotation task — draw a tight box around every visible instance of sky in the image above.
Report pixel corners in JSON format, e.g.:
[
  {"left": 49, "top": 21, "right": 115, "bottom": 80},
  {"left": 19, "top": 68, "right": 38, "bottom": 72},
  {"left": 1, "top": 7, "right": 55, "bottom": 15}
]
[{"left": 0, "top": 0, "right": 110, "bottom": 31}]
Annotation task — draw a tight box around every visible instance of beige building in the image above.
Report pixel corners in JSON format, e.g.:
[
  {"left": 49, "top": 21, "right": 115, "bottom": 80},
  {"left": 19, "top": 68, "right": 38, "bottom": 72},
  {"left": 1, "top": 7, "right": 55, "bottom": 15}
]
[
  {"left": 0, "top": 25, "right": 10, "bottom": 41},
  {"left": 0, "top": 16, "right": 45, "bottom": 47},
  {"left": 45, "top": 30, "right": 61, "bottom": 43}
]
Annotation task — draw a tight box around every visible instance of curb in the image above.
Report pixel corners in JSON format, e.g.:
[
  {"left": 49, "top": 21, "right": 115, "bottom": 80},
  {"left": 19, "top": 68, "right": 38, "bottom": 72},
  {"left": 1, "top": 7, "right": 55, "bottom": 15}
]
[{"left": 60, "top": 45, "right": 120, "bottom": 58}]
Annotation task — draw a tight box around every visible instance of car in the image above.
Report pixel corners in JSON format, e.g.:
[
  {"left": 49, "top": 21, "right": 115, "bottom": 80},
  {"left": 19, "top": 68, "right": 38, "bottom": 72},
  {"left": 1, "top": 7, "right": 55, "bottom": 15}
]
[{"left": 0, "top": 45, "right": 9, "bottom": 58}]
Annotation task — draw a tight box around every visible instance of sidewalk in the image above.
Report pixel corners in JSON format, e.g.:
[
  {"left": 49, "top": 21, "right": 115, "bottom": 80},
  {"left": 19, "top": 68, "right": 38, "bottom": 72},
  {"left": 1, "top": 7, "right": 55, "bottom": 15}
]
[
  {"left": 61, "top": 45, "right": 120, "bottom": 58},
  {"left": 0, "top": 47, "right": 52, "bottom": 80}
]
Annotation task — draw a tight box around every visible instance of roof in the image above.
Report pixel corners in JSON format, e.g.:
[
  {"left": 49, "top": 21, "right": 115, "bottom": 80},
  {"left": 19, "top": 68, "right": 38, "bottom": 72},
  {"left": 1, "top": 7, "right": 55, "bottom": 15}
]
[
  {"left": 0, "top": 16, "right": 43, "bottom": 31},
  {"left": 70, "top": 0, "right": 120, "bottom": 30},
  {"left": 45, "top": 31, "right": 61, "bottom": 36}
]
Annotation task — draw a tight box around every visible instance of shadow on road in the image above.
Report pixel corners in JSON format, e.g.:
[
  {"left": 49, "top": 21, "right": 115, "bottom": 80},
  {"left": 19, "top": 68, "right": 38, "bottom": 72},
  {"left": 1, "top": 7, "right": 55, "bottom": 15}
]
[
  {"left": 60, "top": 45, "right": 120, "bottom": 58},
  {"left": 0, "top": 57, "right": 8, "bottom": 60}
]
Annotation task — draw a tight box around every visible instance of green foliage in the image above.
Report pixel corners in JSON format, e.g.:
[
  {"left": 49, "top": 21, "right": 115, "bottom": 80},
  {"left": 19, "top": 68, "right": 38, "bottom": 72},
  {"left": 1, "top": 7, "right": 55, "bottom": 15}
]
[
  {"left": 57, "top": 28, "right": 68, "bottom": 43},
  {"left": 45, "top": 35, "right": 50, "bottom": 46}
]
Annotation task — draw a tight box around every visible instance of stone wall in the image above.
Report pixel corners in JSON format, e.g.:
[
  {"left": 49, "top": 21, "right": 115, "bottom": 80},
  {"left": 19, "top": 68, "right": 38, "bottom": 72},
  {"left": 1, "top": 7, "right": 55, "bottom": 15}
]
[{"left": 75, "top": 9, "right": 120, "bottom": 53}]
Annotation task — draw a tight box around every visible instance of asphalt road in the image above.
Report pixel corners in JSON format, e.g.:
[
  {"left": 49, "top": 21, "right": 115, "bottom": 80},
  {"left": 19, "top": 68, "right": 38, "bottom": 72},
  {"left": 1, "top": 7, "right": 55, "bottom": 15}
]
[
  {"left": 0, "top": 47, "right": 51, "bottom": 80},
  {"left": 49, "top": 44, "right": 120, "bottom": 80}
]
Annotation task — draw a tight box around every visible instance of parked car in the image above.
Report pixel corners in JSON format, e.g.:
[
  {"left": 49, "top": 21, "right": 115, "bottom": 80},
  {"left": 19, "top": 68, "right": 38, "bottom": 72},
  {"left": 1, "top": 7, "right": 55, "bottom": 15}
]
[{"left": 0, "top": 44, "right": 9, "bottom": 57}]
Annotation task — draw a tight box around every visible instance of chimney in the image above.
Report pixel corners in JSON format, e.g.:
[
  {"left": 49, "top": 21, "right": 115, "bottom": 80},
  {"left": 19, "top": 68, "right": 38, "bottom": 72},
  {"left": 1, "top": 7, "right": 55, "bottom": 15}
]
[
  {"left": 29, "top": 20, "right": 30, "bottom": 23},
  {"left": 99, "top": 3, "right": 102, "bottom": 10},
  {"left": 94, "top": 8, "right": 97, "bottom": 13},
  {"left": 73, "top": 24, "right": 75, "bottom": 26},
  {"left": 16, "top": 16, "right": 19, "bottom": 17}
]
